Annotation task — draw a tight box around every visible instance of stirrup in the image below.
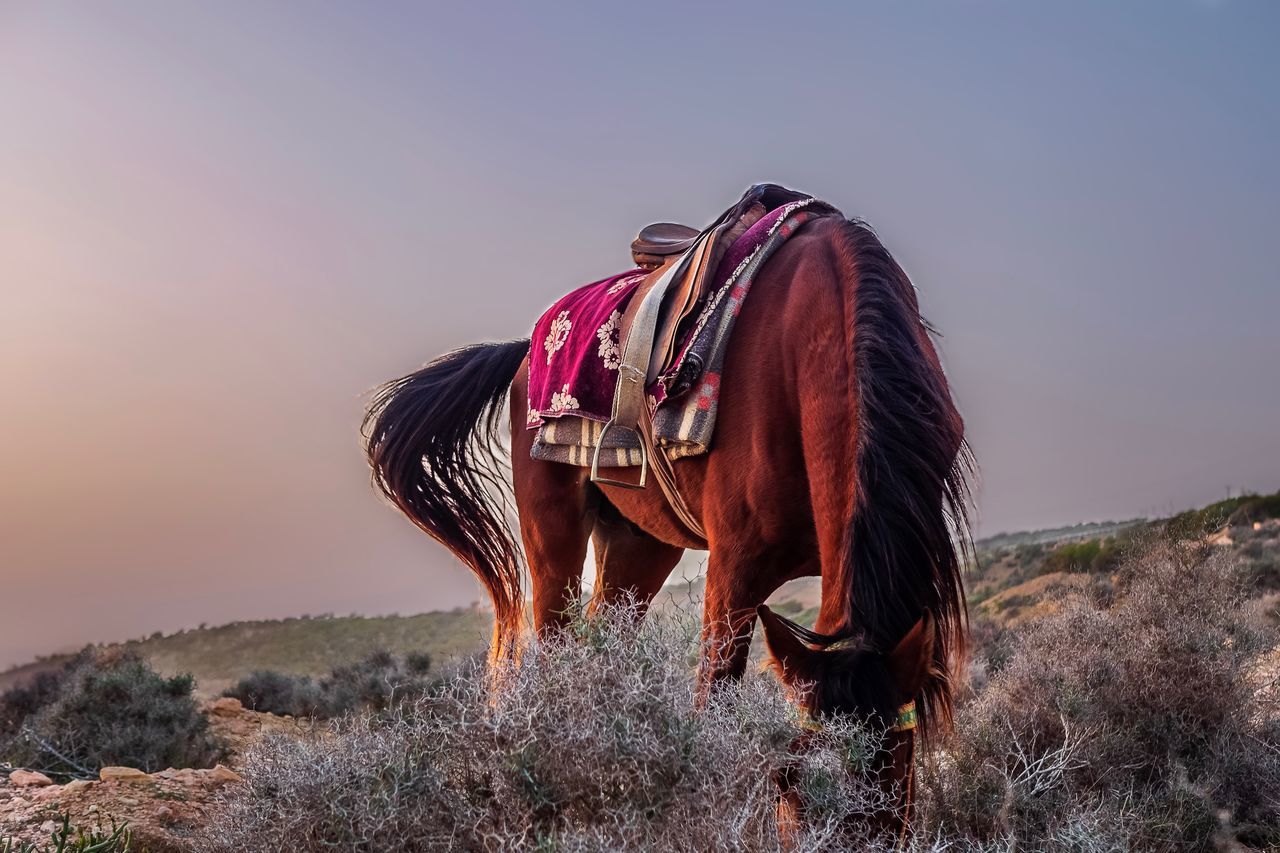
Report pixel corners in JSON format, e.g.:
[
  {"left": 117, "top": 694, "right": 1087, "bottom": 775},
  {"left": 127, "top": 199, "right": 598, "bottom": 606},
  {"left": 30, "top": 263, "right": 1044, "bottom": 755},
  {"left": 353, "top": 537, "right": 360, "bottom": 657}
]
[{"left": 589, "top": 419, "right": 648, "bottom": 490}]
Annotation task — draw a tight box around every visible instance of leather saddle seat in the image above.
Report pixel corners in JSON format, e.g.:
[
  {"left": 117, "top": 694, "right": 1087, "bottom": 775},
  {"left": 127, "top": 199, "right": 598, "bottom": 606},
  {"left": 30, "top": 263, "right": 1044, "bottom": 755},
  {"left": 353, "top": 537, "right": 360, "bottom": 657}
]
[
  {"left": 611, "top": 185, "right": 813, "bottom": 419},
  {"left": 631, "top": 223, "right": 700, "bottom": 270},
  {"left": 619, "top": 202, "right": 768, "bottom": 394},
  {"left": 595, "top": 183, "right": 812, "bottom": 516}
]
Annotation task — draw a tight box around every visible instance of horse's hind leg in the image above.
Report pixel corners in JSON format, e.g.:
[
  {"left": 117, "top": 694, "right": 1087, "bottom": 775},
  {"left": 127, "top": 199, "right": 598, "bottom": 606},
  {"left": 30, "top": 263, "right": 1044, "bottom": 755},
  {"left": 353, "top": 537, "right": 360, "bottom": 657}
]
[
  {"left": 510, "top": 455, "right": 595, "bottom": 635},
  {"left": 588, "top": 498, "right": 684, "bottom": 617},
  {"left": 509, "top": 366, "right": 594, "bottom": 636}
]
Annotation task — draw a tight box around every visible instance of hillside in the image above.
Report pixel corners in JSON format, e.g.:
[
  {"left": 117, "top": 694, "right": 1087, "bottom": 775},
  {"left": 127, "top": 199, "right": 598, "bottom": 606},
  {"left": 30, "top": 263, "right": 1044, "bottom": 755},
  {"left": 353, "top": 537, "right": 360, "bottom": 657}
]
[
  {"left": 0, "top": 609, "right": 493, "bottom": 700},
  {"left": 4, "top": 490, "right": 1278, "bottom": 701},
  {"left": 969, "top": 491, "right": 1280, "bottom": 628}
]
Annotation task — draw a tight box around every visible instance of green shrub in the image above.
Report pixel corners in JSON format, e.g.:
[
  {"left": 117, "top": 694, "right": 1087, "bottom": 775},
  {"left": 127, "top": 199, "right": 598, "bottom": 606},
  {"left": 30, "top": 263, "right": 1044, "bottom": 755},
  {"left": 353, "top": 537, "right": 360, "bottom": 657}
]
[
  {"left": 2, "top": 815, "right": 131, "bottom": 853},
  {"left": 223, "top": 650, "right": 436, "bottom": 719},
  {"left": 1228, "top": 492, "right": 1280, "bottom": 526},
  {"left": 1042, "top": 537, "right": 1125, "bottom": 575},
  {"left": 221, "top": 670, "right": 328, "bottom": 718},
  {"left": 1165, "top": 490, "right": 1280, "bottom": 538},
  {"left": 0, "top": 649, "right": 224, "bottom": 779},
  {"left": 1011, "top": 542, "right": 1045, "bottom": 567},
  {"left": 0, "top": 672, "right": 64, "bottom": 742}
]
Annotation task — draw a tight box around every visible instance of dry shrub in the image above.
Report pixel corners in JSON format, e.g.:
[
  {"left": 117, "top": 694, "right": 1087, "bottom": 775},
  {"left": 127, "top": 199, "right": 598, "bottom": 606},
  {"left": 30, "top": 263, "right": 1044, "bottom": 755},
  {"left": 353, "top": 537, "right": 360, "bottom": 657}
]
[
  {"left": 199, "top": 538, "right": 1280, "bottom": 852},
  {"left": 199, "top": 605, "right": 902, "bottom": 852},
  {"left": 919, "top": 536, "right": 1280, "bottom": 851}
]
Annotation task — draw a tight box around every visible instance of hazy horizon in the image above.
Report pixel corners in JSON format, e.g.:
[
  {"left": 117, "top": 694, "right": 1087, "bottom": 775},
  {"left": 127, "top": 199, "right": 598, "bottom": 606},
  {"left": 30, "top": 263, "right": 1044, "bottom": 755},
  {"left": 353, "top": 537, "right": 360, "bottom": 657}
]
[{"left": 4, "top": 2, "right": 1279, "bottom": 668}]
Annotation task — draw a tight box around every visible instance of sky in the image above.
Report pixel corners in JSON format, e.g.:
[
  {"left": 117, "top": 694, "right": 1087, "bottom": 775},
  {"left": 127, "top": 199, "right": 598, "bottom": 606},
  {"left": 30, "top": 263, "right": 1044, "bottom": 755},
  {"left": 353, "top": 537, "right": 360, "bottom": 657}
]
[{"left": 2, "top": 1, "right": 1278, "bottom": 668}]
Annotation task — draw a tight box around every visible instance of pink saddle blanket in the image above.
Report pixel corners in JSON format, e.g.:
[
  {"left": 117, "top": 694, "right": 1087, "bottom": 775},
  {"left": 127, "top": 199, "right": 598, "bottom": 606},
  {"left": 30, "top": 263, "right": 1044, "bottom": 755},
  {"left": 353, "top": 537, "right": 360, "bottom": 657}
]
[{"left": 527, "top": 196, "right": 837, "bottom": 466}]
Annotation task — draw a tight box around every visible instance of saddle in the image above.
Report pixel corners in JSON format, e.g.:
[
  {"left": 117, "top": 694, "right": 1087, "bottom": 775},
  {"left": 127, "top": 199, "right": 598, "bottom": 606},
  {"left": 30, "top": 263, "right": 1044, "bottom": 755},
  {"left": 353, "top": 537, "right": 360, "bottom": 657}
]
[
  {"left": 596, "top": 184, "right": 814, "bottom": 532},
  {"left": 631, "top": 223, "right": 699, "bottom": 271},
  {"left": 619, "top": 184, "right": 810, "bottom": 385}
]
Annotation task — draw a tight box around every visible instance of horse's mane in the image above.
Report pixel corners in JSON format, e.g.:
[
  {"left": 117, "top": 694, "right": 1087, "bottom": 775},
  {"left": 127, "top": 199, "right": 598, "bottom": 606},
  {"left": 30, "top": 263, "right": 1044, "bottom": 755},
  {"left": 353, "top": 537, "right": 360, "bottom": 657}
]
[{"left": 815, "top": 218, "right": 975, "bottom": 742}]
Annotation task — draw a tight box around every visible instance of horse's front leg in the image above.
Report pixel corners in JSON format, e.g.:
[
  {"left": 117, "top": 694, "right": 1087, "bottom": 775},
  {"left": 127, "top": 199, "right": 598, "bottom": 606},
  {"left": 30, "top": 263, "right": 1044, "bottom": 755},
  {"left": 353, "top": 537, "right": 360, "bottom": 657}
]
[
  {"left": 697, "top": 552, "right": 819, "bottom": 699},
  {"left": 696, "top": 557, "right": 776, "bottom": 698}
]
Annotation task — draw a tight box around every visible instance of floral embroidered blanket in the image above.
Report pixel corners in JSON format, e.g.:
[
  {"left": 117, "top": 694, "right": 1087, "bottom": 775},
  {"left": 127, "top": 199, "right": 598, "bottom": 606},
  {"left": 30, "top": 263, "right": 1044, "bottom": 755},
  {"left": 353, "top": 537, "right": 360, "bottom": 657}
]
[{"left": 527, "top": 196, "right": 838, "bottom": 468}]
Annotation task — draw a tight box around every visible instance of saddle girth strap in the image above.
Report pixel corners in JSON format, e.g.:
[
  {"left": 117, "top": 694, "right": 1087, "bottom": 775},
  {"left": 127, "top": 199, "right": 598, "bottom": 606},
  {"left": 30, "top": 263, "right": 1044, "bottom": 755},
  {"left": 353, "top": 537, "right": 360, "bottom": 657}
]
[
  {"left": 639, "top": 404, "right": 707, "bottom": 544},
  {"left": 593, "top": 236, "right": 710, "bottom": 545}
]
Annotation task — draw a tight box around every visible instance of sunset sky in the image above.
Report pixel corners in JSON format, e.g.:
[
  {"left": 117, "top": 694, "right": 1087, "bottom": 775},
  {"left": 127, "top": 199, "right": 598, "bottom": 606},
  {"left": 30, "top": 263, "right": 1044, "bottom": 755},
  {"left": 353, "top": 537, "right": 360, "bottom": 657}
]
[{"left": 3, "top": 2, "right": 1278, "bottom": 668}]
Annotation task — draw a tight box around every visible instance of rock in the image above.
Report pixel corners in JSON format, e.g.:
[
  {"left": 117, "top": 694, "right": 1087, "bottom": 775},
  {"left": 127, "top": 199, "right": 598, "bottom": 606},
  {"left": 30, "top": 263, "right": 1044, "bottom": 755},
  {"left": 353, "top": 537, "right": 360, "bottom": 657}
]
[
  {"left": 155, "top": 805, "right": 176, "bottom": 824},
  {"left": 9, "top": 769, "right": 53, "bottom": 787},
  {"left": 62, "top": 779, "right": 94, "bottom": 794},
  {"left": 99, "top": 766, "right": 150, "bottom": 783},
  {"left": 208, "top": 697, "right": 244, "bottom": 716},
  {"left": 206, "top": 764, "right": 244, "bottom": 784},
  {"left": 39, "top": 820, "right": 57, "bottom": 833}
]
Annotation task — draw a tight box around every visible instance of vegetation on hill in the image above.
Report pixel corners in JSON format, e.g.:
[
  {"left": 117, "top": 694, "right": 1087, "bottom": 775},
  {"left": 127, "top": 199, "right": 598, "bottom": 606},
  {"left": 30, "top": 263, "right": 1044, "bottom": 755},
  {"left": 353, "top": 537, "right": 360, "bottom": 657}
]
[
  {"left": 2, "top": 815, "right": 132, "bottom": 853},
  {"left": 0, "top": 649, "right": 223, "bottom": 780},
  {"left": 223, "top": 649, "right": 437, "bottom": 718},
  {"left": 924, "top": 536, "right": 1280, "bottom": 849},
  {"left": 1166, "top": 491, "right": 1280, "bottom": 537},
  {"left": 0, "top": 609, "right": 493, "bottom": 703},
  {"left": 121, "top": 609, "right": 491, "bottom": 697},
  {"left": 966, "top": 488, "right": 1280, "bottom": 625}
]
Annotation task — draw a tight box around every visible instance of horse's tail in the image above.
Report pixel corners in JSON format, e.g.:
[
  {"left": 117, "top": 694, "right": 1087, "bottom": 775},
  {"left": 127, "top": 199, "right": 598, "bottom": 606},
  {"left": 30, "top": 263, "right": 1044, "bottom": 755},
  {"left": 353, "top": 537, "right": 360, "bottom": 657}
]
[
  {"left": 828, "top": 220, "right": 974, "bottom": 739},
  {"left": 362, "top": 339, "right": 530, "bottom": 659}
]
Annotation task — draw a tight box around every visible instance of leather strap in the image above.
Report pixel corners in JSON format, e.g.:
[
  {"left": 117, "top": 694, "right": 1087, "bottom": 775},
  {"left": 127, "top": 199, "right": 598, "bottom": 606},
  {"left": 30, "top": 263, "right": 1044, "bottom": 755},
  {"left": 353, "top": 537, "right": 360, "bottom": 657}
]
[
  {"left": 610, "top": 253, "right": 684, "bottom": 429},
  {"left": 593, "top": 187, "right": 799, "bottom": 541},
  {"left": 639, "top": 404, "right": 707, "bottom": 544},
  {"left": 595, "top": 239, "right": 709, "bottom": 545}
]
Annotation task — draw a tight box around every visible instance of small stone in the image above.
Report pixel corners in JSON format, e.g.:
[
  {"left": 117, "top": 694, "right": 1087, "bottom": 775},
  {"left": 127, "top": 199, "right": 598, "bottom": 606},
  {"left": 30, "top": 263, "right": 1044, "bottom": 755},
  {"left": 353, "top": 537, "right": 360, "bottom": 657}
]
[
  {"left": 155, "top": 805, "right": 176, "bottom": 824},
  {"left": 99, "top": 766, "right": 150, "bottom": 783},
  {"left": 208, "top": 697, "right": 244, "bottom": 716},
  {"left": 206, "top": 764, "right": 244, "bottom": 784},
  {"left": 87, "top": 804, "right": 99, "bottom": 812},
  {"left": 9, "top": 769, "right": 53, "bottom": 787},
  {"left": 40, "top": 820, "right": 57, "bottom": 833},
  {"left": 62, "top": 779, "right": 94, "bottom": 794},
  {"left": 119, "top": 797, "right": 140, "bottom": 806}
]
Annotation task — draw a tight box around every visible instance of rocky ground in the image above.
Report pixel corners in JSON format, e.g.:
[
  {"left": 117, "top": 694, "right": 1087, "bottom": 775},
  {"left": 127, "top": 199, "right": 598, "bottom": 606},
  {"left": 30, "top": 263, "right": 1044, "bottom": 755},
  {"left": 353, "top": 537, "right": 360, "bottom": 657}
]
[{"left": 0, "top": 698, "right": 304, "bottom": 851}]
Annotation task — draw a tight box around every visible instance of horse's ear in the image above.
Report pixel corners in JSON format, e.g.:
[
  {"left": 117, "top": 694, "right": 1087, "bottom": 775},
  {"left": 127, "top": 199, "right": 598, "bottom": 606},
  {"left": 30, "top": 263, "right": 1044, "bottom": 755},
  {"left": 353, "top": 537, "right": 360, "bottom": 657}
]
[
  {"left": 886, "top": 614, "right": 935, "bottom": 699},
  {"left": 756, "top": 605, "right": 817, "bottom": 682}
]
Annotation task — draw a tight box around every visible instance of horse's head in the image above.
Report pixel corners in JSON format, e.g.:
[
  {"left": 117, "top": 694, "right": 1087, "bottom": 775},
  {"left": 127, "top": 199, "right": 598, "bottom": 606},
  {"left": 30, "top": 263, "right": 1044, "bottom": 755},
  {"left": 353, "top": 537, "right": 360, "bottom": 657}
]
[
  {"left": 756, "top": 604, "right": 934, "bottom": 839},
  {"left": 757, "top": 605, "right": 934, "bottom": 726}
]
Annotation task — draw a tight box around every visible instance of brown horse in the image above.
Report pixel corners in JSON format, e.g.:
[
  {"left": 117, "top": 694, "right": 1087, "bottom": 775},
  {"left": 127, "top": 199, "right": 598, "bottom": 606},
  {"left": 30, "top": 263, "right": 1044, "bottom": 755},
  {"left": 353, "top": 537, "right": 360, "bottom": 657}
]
[{"left": 363, "top": 214, "right": 972, "bottom": 832}]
